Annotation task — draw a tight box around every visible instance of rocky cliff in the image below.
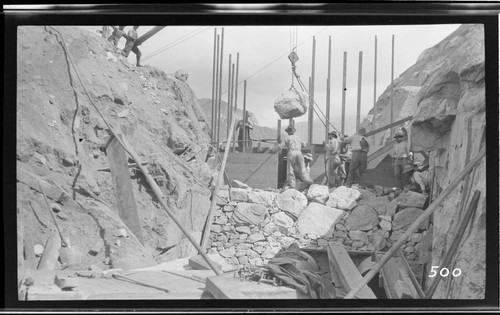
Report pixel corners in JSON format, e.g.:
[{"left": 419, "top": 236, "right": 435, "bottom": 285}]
[
  {"left": 16, "top": 26, "right": 217, "bottom": 270},
  {"left": 362, "top": 24, "right": 486, "bottom": 298}
]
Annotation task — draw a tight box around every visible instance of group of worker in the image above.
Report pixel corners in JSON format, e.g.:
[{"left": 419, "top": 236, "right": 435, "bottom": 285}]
[
  {"left": 278, "top": 123, "right": 431, "bottom": 195},
  {"left": 101, "top": 26, "right": 142, "bottom": 67}
]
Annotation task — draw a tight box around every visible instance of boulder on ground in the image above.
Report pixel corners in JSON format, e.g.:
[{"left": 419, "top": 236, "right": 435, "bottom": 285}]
[
  {"left": 326, "top": 186, "right": 361, "bottom": 211},
  {"left": 306, "top": 184, "right": 330, "bottom": 204},
  {"left": 393, "top": 190, "right": 428, "bottom": 209},
  {"left": 344, "top": 205, "right": 380, "bottom": 231},
  {"left": 247, "top": 190, "right": 276, "bottom": 207},
  {"left": 230, "top": 188, "right": 248, "bottom": 202},
  {"left": 231, "top": 180, "right": 250, "bottom": 189},
  {"left": 233, "top": 202, "right": 268, "bottom": 226},
  {"left": 275, "top": 189, "right": 308, "bottom": 219},
  {"left": 392, "top": 207, "right": 429, "bottom": 231},
  {"left": 296, "top": 203, "right": 346, "bottom": 239}
]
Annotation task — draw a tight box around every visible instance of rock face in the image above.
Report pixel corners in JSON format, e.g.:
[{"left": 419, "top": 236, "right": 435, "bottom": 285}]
[
  {"left": 296, "top": 203, "right": 346, "bottom": 239},
  {"left": 275, "top": 189, "right": 308, "bottom": 218},
  {"left": 344, "top": 205, "right": 380, "bottom": 231},
  {"left": 326, "top": 186, "right": 361, "bottom": 211},
  {"left": 361, "top": 24, "right": 486, "bottom": 298}
]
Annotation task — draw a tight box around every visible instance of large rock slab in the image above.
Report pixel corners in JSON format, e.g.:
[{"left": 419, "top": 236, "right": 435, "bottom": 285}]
[
  {"left": 392, "top": 207, "right": 429, "bottom": 231},
  {"left": 271, "top": 212, "right": 294, "bottom": 229},
  {"left": 344, "top": 205, "right": 380, "bottom": 231},
  {"left": 230, "top": 188, "right": 249, "bottom": 202},
  {"left": 360, "top": 195, "right": 397, "bottom": 217},
  {"left": 326, "top": 186, "right": 361, "bottom": 211},
  {"left": 247, "top": 190, "right": 276, "bottom": 207},
  {"left": 296, "top": 203, "right": 346, "bottom": 239},
  {"left": 275, "top": 189, "right": 308, "bottom": 219},
  {"left": 233, "top": 203, "right": 269, "bottom": 226},
  {"left": 393, "top": 191, "right": 427, "bottom": 209},
  {"left": 306, "top": 184, "right": 330, "bottom": 205}
]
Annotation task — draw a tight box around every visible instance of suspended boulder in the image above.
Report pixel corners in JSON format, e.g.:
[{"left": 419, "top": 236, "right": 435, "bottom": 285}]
[{"left": 273, "top": 89, "right": 309, "bottom": 119}]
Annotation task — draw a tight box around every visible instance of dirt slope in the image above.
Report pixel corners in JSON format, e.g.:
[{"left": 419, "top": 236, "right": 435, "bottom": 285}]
[{"left": 17, "top": 26, "right": 217, "bottom": 271}]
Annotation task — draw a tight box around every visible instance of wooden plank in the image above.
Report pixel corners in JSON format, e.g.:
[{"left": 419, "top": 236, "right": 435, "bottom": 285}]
[
  {"left": 189, "top": 255, "right": 222, "bottom": 271},
  {"left": 398, "top": 249, "right": 425, "bottom": 298},
  {"left": 105, "top": 134, "right": 144, "bottom": 245},
  {"left": 364, "top": 116, "right": 413, "bottom": 138},
  {"left": 97, "top": 162, "right": 149, "bottom": 172},
  {"left": 205, "top": 276, "right": 306, "bottom": 299},
  {"left": 37, "top": 232, "right": 61, "bottom": 271},
  {"left": 327, "top": 244, "right": 377, "bottom": 299},
  {"left": 375, "top": 254, "right": 399, "bottom": 299}
]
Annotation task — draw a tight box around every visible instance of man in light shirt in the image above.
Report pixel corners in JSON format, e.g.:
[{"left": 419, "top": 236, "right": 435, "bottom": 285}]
[
  {"left": 326, "top": 131, "right": 341, "bottom": 188},
  {"left": 281, "top": 125, "right": 313, "bottom": 190},
  {"left": 391, "top": 128, "right": 411, "bottom": 189},
  {"left": 344, "top": 127, "right": 370, "bottom": 186}
]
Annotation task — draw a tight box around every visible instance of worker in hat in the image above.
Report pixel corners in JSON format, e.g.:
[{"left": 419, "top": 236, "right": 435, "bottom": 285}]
[
  {"left": 236, "top": 111, "right": 254, "bottom": 153},
  {"left": 326, "top": 130, "right": 342, "bottom": 188},
  {"left": 303, "top": 153, "right": 313, "bottom": 177},
  {"left": 404, "top": 160, "right": 431, "bottom": 195},
  {"left": 108, "top": 26, "right": 126, "bottom": 47},
  {"left": 279, "top": 125, "right": 313, "bottom": 190},
  {"left": 391, "top": 127, "right": 411, "bottom": 189},
  {"left": 343, "top": 127, "right": 370, "bottom": 186},
  {"left": 122, "top": 26, "right": 142, "bottom": 67}
]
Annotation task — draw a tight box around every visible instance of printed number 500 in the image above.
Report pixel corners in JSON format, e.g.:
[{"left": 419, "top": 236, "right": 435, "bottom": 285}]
[{"left": 428, "top": 266, "right": 462, "bottom": 278}]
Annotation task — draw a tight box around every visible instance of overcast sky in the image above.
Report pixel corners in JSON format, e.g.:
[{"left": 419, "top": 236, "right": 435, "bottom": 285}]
[{"left": 82, "top": 24, "right": 461, "bottom": 129}]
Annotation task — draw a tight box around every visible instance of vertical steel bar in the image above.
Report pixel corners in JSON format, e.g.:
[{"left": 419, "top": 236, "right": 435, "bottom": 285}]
[
  {"left": 374, "top": 35, "right": 378, "bottom": 109},
  {"left": 211, "top": 28, "right": 217, "bottom": 145},
  {"left": 226, "top": 54, "right": 232, "bottom": 138},
  {"left": 214, "top": 34, "right": 220, "bottom": 149},
  {"left": 309, "top": 36, "right": 316, "bottom": 144},
  {"left": 242, "top": 80, "right": 247, "bottom": 153},
  {"left": 325, "top": 36, "right": 332, "bottom": 143},
  {"left": 390, "top": 34, "right": 395, "bottom": 138},
  {"left": 277, "top": 120, "right": 282, "bottom": 144},
  {"left": 341, "top": 51, "right": 347, "bottom": 137},
  {"left": 231, "top": 53, "right": 240, "bottom": 152},
  {"left": 229, "top": 63, "right": 235, "bottom": 149},
  {"left": 356, "top": 51, "right": 363, "bottom": 131},
  {"left": 216, "top": 28, "right": 224, "bottom": 152}
]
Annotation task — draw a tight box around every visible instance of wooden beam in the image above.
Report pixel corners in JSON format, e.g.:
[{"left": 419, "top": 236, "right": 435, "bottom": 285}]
[
  {"left": 364, "top": 116, "right": 413, "bottom": 138},
  {"left": 398, "top": 249, "right": 425, "bottom": 298},
  {"left": 367, "top": 140, "right": 395, "bottom": 164},
  {"left": 37, "top": 232, "right": 61, "bottom": 270},
  {"left": 97, "top": 162, "right": 149, "bottom": 172},
  {"left": 135, "top": 26, "right": 165, "bottom": 46},
  {"left": 327, "top": 244, "right": 376, "bottom": 299},
  {"left": 106, "top": 134, "right": 144, "bottom": 245},
  {"left": 189, "top": 255, "right": 222, "bottom": 271},
  {"left": 206, "top": 276, "right": 304, "bottom": 299},
  {"left": 341, "top": 51, "right": 347, "bottom": 136}
]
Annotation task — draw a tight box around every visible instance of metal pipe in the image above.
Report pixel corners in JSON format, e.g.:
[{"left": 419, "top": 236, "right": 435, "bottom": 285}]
[
  {"left": 344, "top": 147, "right": 486, "bottom": 299},
  {"left": 242, "top": 80, "right": 247, "bottom": 153},
  {"left": 356, "top": 51, "right": 363, "bottom": 131},
  {"left": 231, "top": 53, "right": 240, "bottom": 152},
  {"left": 390, "top": 34, "right": 394, "bottom": 138},
  {"left": 325, "top": 36, "right": 332, "bottom": 143},
  {"left": 374, "top": 35, "right": 378, "bottom": 108},
  {"left": 309, "top": 36, "right": 316, "bottom": 144},
  {"left": 216, "top": 28, "right": 224, "bottom": 151},
  {"left": 214, "top": 34, "right": 220, "bottom": 149},
  {"left": 277, "top": 120, "right": 282, "bottom": 144},
  {"left": 226, "top": 54, "right": 232, "bottom": 137},
  {"left": 211, "top": 28, "right": 217, "bottom": 144},
  {"left": 341, "top": 51, "right": 347, "bottom": 137},
  {"left": 228, "top": 63, "right": 235, "bottom": 149}
]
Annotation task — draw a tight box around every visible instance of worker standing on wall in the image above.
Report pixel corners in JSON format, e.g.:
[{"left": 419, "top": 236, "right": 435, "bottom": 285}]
[
  {"left": 122, "top": 26, "right": 142, "bottom": 67},
  {"left": 326, "top": 131, "right": 342, "bottom": 188},
  {"left": 108, "top": 26, "right": 126, "bottom": 47},
  {"left": 236, "top": 112, "right": 254, "bottom": 153},
  {"left": 391, "top": 127, "right": 411, "bottom": 189},
  {"left": 279, "top": 125, "right": 313, "bottom": 190},
  {"left": 344, "top": 127, "right": 369, "bottom": 187}
]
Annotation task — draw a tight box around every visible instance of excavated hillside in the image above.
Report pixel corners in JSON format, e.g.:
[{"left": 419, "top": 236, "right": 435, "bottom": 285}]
[
  {"left": 362, "top": 24, "right": 486, "bottom": 298},
  {"left": 16, "top": 25, "right": 218, "bottom": 270}
]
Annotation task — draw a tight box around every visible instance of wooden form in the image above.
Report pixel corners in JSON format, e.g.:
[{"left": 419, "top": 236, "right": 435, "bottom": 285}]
[
  {"left": 374, "top": 253, "right": 419, "bottom": 299},
  {"left": 105, "top": 134, "right": 144, "bottom": 245},
  {"left": 224, "top": 152, "right": 278, "bottom": 189},
  {"left": 344, "top": 147, "right": 486, "bottom": 299},
  {"left": 327, "top": 244, "right": 376, "bottom": 299},
  {"left": 205, "top": 276, "right": 306, "bottom": 299}
]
